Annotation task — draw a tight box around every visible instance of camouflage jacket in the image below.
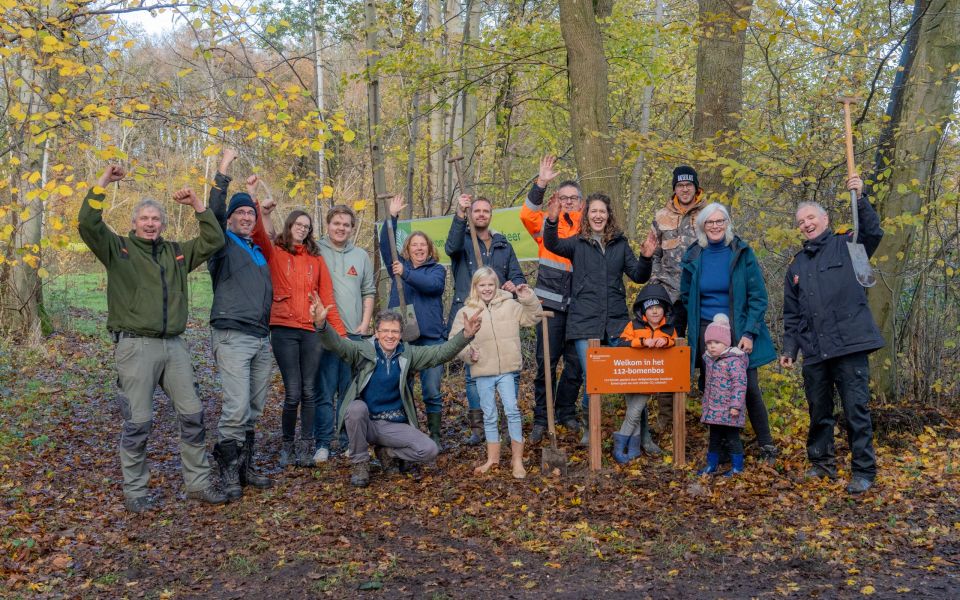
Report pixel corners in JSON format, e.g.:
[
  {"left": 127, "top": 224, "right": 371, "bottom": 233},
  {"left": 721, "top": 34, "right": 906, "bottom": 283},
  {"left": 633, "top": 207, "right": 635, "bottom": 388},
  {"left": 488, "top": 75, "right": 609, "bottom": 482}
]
[{"left": 649, "top": 197, "right": 705, "bottom": 302}]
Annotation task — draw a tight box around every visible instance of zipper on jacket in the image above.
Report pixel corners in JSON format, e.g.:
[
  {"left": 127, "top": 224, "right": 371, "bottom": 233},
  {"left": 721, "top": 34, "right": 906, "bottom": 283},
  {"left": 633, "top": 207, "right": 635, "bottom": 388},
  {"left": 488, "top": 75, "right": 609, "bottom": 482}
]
[{"left": 152, "top": 241, "right": 169, "bottom": 337}]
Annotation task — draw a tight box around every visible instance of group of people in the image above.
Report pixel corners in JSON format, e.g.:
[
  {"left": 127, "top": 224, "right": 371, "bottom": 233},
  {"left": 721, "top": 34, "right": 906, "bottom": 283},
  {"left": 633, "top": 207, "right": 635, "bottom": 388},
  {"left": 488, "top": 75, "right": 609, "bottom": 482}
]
[{"left": 79, "top": 149, "right": 884, "bottom": 513}]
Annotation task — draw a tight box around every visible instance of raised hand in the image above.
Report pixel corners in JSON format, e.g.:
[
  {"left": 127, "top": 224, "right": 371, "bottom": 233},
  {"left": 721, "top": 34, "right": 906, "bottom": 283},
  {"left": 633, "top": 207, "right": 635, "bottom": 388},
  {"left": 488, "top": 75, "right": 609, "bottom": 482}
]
[
  {"left": 456, "top": 193, "right": 472, "bottom": 218},
  {"left": 219, "top": 147, "right": 239, "bottom": 174},
  {"left": 537, "top": 155, "right": 560, "bottom": 187},
  {"left": 640, "top": 226, "right": 659, "bottom": 258},
  {"left": 462, "top": 309, "right": 483, "bottom": 339},
  {"left": 309, "top": 291, "right": 331, "bottom": 327},
  {"left": 245, "top": 174, "right": 259, "bottom": 195},
  {"left": 391, "top": 260, "right": 404, "bottom": 277},
  {"left": 388, "top": 194, "right": 407, "bottom": 218},
  {"left": 846, "top": 174, "right": 863, "bottom": 197},
  {"left": 500, "top": 280, "right": 517, "bottom": 295},
  {"left": 172, "top": 188, "right": 203, "bottom": 211},
  {"left": 515, "top": 283, "right": 532, "bottom": 298},
  {"left": 96, "top": 165, "right": 125, "bottom": 188},
  {"left": 260, "top": 196, "right": 277, "bottom": 216},
  {"left": 546, "top": 192, "right": 560, "bottom": 222}
]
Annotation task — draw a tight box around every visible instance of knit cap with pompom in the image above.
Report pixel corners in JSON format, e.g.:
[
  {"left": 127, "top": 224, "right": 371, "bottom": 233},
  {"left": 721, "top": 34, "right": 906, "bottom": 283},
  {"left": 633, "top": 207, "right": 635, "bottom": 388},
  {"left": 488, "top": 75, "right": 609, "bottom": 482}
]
[{"left": 704, "top": 313, "right": 732, "bottom": 346}]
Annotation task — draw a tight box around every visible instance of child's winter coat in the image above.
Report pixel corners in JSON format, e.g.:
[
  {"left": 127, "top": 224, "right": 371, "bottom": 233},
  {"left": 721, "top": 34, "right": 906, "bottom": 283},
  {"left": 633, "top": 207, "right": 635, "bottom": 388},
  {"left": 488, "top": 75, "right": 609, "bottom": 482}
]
[
  {"left": 450, "top": 289, "right": 542, "bottom": 376},
  {"left": 618, "top": 315, "right": 677, "bottom": 348},
  {"left": 700, "top": 347, "right": 748, "bottom": 427}
]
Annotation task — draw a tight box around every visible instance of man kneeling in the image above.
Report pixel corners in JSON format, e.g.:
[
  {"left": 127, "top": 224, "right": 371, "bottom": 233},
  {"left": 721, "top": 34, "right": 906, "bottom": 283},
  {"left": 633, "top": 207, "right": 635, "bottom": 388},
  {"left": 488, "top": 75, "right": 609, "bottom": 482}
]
[{"left": 310, "top": 293, "right": 481, "bottom": 486}]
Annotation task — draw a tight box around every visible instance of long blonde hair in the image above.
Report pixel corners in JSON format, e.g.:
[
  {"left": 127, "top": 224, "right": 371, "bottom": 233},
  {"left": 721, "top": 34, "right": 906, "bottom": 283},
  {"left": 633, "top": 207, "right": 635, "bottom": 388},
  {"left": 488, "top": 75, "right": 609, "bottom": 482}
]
[{"left": 464, "top": 267, "right": 499, "bottom": 310}]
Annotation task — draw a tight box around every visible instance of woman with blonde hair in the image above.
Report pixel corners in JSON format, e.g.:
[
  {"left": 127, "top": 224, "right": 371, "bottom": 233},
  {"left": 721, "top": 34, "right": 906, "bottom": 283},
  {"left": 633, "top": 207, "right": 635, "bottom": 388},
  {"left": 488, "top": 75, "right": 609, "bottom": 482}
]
[{"left": 450, "top": 267, "right": 542, "bottom": 478}]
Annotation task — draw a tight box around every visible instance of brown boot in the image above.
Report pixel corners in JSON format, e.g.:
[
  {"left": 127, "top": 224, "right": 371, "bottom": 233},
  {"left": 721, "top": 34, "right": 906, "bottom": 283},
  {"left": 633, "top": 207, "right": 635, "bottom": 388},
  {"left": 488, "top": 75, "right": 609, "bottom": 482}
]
[
  {"left": 465, "top": 409, "right": 484, "bottom": 446},
  {"left": 510, "top": 439, "right": 526, "bottom": 479},
  {"left": 474, "top": 442, "right": 500, "bottom": 474}
]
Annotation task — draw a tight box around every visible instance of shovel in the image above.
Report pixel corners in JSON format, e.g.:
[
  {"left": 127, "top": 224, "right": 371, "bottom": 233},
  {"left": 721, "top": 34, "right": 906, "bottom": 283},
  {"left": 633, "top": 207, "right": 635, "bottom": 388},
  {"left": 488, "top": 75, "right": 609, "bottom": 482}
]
[
  {"left": 448, "top": 156, "right": 485, "bottom": 269},
  {"left": 840, "top": 97, "right": 877, "bottom": 288},
  {"left": 379, "top": 194, "right": 421, "bottom": 341},
  {"left": 539, "top": 311, "right": 568, "bottom": 476}
]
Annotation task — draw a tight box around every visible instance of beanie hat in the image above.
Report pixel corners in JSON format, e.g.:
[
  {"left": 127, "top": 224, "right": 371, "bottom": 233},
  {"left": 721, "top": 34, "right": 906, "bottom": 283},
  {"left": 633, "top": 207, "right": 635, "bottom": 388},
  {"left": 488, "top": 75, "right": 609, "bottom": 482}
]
[
  {"left": 632, "top": 283, "right": 672, "bottom": 318},
  {"left": 226, "top": 192, "right": 257, "bottom": 220},
  {"left": 642, "top": 297, "right": 662, "bottom": 311},
  {"left": 672, "top": 165, "right": 699, "bottom": 190},
  {"left": 704, "top": 313, "right": 732, "bottom": 346}
]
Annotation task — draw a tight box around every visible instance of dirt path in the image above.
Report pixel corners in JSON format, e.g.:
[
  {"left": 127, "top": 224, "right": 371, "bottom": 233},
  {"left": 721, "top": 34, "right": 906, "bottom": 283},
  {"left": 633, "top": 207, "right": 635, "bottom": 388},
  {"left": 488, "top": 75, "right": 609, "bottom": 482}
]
[{"left": 2, "top": 319, "right": 958, "bottom": 598}]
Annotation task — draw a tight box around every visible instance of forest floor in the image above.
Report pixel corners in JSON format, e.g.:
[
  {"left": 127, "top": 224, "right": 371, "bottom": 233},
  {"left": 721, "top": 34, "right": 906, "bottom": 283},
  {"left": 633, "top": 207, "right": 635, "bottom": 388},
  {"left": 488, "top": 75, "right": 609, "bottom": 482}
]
[{"left": 1, "top": 303, "right": 959, "bottom": 599}]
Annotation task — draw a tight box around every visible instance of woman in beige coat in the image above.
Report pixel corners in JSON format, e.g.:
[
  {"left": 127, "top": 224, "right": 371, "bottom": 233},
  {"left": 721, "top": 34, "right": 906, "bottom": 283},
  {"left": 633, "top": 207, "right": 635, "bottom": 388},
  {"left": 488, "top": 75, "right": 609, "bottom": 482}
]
[{"left": 451, "top": 267, "right": 542, "bottom": 478}]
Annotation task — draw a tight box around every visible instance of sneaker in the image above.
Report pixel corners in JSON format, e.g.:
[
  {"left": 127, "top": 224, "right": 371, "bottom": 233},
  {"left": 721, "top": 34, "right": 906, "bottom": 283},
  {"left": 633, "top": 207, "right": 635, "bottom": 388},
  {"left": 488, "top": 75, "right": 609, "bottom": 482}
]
[
  {"left": 846, "top": 477, "right": 873, "bottom": 495},
  {"left": 186, "top": 486, "right": 229, "bottom": 505},
  {"left": 529, "top": 423, "right": 546, "bottom": 444},
  {"left": 313, "top": 447, "right": 330, "bottom": 465},
  {"left": 123, "top": 495, "right": 159, "bottom": 514},
  {"left": 759, "top": 444, "right": 779, "bottom": 465},
  {"left": 350, "top": 462, "right": 370, "bottom": 487}
]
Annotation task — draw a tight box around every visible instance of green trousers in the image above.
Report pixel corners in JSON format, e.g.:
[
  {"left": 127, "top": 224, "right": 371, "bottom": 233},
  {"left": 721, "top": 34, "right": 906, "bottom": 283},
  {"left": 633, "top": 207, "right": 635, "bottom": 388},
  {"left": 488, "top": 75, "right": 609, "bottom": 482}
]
[{"left": 115, "top": 335, "right": 211, "bottom": 498}]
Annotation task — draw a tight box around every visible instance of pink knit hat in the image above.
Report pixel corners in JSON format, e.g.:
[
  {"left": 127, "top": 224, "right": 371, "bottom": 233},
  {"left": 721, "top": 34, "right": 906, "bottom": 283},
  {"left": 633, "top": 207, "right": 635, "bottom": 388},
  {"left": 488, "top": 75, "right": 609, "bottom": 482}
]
[{"left": 704, "top": 314, "right": 732, "bottom": 346}]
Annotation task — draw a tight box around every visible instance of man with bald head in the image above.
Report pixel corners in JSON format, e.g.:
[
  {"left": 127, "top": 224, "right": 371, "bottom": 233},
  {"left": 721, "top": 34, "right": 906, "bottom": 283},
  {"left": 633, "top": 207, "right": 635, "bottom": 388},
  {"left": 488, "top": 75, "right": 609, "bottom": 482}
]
[{"left": 780, "top": 175, "right": 884, "bottom": 495}]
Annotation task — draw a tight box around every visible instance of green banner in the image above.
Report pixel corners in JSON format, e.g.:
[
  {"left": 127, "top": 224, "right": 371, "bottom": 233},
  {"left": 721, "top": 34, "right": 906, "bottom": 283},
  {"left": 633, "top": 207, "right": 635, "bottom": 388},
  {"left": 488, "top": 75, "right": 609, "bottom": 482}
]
[{"left": 378, "top": 206, "right": 539, "bottom": 266}]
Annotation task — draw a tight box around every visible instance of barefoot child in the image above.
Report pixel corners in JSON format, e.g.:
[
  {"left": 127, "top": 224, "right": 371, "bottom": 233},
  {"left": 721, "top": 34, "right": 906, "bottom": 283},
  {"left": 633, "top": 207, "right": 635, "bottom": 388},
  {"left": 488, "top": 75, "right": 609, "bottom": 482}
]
[
  {"left": 698, "top": 314, "right": 748, "bottom": 475},
  {"left": 612, "top": 284, "right": 676, "bottom": 463},
  {"left": 450, "top": 267, "right": 543, "bottom": 478}
]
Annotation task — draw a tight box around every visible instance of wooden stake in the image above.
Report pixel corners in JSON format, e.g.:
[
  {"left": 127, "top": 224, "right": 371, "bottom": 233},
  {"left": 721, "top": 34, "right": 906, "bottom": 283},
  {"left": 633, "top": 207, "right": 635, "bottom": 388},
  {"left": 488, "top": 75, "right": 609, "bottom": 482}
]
[{"left": 588, "top": 338, "right": 602, "bottom": 471}]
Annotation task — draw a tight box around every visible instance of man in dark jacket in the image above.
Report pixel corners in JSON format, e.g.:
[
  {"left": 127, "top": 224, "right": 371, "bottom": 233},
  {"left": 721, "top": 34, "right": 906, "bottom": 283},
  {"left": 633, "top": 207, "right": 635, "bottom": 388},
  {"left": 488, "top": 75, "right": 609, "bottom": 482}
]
[
  {"left": 779, "top": 175, "right": 883, "bottom": 495},
  {"left": 445, "top": 194, "right": 526, "bottom": 444},
  {"left": 78, "top": 166, "right": 227, "bottom": 513},
  {"left": 519, "top": 156, "right": 584, "bottom": 441},
  {"left": 207, "top": 148, "right": 274, "bottom": 499}
]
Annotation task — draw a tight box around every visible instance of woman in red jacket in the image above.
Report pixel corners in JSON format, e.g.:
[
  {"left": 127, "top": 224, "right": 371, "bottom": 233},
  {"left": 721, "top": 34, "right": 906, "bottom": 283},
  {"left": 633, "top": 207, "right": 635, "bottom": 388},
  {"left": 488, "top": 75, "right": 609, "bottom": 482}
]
[{"left": 254, "top": 202, "right": 346, "bottom": 469}]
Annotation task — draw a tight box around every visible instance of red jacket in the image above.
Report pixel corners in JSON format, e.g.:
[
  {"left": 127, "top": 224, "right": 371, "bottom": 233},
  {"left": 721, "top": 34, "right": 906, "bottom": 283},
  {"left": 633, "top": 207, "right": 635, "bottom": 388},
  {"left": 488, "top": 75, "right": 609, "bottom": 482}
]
[{"left": 252, "top": 216, "right": 346, "bottom": 335}]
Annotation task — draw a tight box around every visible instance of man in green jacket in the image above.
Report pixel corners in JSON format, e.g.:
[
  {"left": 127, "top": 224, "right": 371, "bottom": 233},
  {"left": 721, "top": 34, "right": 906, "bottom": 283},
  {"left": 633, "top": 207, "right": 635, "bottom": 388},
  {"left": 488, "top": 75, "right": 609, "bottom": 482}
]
[
  {"left": 310, "top": 294, "right": 482, "bottom": 487},
  {"left": 78, "top": 165, "right": 228, "bottom": 513}
]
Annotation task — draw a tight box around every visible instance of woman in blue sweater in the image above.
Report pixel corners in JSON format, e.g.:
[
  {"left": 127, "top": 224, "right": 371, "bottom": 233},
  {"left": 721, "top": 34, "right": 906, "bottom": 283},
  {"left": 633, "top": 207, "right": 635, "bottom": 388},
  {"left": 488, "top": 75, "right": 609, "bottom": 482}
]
[
  {"left": 378, "top": 195, "right": 448, "bottom": 448},
  {"left": 680, "top": 203, "right": 779, "bottom": 463}
]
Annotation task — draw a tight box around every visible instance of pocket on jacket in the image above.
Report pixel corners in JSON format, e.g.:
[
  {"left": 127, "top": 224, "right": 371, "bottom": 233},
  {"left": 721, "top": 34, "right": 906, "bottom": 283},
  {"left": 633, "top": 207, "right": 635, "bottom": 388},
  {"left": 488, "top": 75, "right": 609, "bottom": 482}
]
[
  {"left": 272, "top": 294, "right": 292, "bottom": 318},
  {"left": 836, "top": 302, "right": 876, "bottom": 345}
]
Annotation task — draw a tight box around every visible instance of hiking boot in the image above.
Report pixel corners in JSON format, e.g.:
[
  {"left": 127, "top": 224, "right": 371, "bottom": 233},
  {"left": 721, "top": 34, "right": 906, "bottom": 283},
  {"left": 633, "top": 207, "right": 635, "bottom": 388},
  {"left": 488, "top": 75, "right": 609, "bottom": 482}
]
[
  {"left": 350, "top": 461, "right": 370, "bottom": 487},
  {"left": 295, "top": 440, "right": 314, "bottom": 468},
  {"left": 312, "top": 447, "right": 330, "bottom": 465},
  {"left": 375, "top": 446, "right": 399, "bottom": 475},
  {"left": 278, "top": 440, "right": 295, "bottom": 469},
  {"left": 427, "top": 412, "right": 443, "bottom": 451},
  {"left": 846, "top": 477, "right": 873, "bottom": 495},
  {"left": 529, "top": 423, "right": 546, "bottom": 444},
  {"left": 804, "top": 465, "right": 836, "bottom": 480},
  {"left": 123, "top": 495, "right": 159, "bottom": 514},
  {"left": 758, "top": 444, "right": 779, "bottom": 466},
  {"left": 465, "top": 409, "right": 484, "bottom": 446},
  {"left": 213, "top": 440, "right": 242, "bottom": 501},
  {"left": 240, "top": 432, "right": 273, "bottom": 488},
  {"left": 187, "top": 486, "right": 229, "bottom": 505},
  {"left": 561, "top": 418, "right": 581, "bottom": 434}
]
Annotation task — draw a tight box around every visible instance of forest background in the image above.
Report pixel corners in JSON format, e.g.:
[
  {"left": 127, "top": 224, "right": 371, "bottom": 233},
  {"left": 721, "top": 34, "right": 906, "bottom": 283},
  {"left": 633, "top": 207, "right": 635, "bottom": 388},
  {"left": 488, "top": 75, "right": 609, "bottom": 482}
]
[{"left": 0, "top": 0, "right": 958, "bottom": 597}]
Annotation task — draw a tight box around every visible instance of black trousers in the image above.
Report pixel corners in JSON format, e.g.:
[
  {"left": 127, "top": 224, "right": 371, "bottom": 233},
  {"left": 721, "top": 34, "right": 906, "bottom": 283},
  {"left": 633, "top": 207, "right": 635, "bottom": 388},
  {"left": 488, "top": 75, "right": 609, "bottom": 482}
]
[
  {"left": 708, "top": 425, "right": 743, "bottom": 454},
  {"left": 802, "top": 351, "right": 877, "bottom": 480},
  {"left": 533, "top": 309, "right": 582, "bottom": 426}
]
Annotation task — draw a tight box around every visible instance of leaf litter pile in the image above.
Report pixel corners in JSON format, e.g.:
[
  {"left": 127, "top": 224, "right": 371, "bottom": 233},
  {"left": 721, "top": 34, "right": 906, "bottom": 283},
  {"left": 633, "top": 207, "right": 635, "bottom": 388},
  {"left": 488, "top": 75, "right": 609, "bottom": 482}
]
[{"left": 1, "top": 313, "right": 958, "bottom": 598}]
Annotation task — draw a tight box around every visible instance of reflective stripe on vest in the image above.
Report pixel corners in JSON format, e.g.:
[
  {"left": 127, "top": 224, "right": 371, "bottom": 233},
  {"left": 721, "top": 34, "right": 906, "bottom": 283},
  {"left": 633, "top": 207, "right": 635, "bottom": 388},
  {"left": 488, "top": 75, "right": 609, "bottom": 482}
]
[{"left": 539, "top": 256, "right": 572, "bottom": 272}]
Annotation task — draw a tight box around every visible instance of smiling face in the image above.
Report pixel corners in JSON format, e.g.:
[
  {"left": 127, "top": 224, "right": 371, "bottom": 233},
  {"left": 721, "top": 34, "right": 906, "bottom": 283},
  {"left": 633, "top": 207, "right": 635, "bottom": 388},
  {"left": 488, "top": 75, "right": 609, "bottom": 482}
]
[
  {"left": 702, "top": 209, "right": 729, "bottom": 243},
  {"left": 375, "top": 319, "right": 402, "bottom": 354},
  {"left": 328, "top": 213, "right": 354, "bottom": 247},
  {"left": 587, "top": 199, "right": 609, "bottom": 233},
  {"left": 557, "top": 184, "right": 582, "bottom": 213},
  {"left": 290, "top": 215, "right": 312, "bottom": 244},
  {"left": 477, "top": 276, "right": 499, "bottom": 303},
  {"left": 644, "top": 305, "right": 665, "bottom": 328},
  {"left": 227, "top": 206, "right": 257, "bottom": 237},
  {"left": 675, "top": 181, "right": 697, "bottom": 205},
  {"left": 133, "top": 206, "right": 164, "bottom": 240},
  {"left": 706, "top": 340, "right": 727, "bottom": 357},
  {"left": 470, "top": 199, "right": 492, "bottom": 230},
  {"left": 796, "top": 205, "right": 830, "bottom": 240},
  {"left": 407, "top": 233, "right": 430, "bottom": 267}
]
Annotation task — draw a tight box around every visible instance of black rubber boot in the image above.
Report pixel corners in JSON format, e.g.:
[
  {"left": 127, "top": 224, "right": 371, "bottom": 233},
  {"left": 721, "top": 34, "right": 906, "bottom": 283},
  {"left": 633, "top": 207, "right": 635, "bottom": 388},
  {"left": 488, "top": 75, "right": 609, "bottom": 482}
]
[
  {"left": 279, "top": 440, "right": 295, "bottom": 469},
  {"left": 213, "top": 440, "right": 242, "bottom": 501},
  {"left": 427, "top": 413, "right": 443, "bottom": 450},
  {"left": 465, "top": 409, "right": 484, "bottom": 446},
  {"left": 240, "top": 432, "right": 273, "bottom": 488}
]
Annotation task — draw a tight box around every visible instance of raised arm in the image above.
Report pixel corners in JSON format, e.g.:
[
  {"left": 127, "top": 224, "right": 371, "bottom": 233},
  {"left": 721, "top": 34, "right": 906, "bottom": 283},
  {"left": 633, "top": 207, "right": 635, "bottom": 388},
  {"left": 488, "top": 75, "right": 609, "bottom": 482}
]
[
  {"left": 542, "top": 217, "right": 576, "bottom": 259},
  {"left": 623, "top": 242, "right": 653, "bottom": 284},
  {"left": 175, "top": 188, "right": 225, "bottom": 269},
  {"left": 209, "top": 148, "right": 238, "bottom": 229},
  {"left": 78, "top": 166, "right": 125, "bottom": 265},
  {"left": 444, "top": 194, "right": 471, "bottom": 257}
]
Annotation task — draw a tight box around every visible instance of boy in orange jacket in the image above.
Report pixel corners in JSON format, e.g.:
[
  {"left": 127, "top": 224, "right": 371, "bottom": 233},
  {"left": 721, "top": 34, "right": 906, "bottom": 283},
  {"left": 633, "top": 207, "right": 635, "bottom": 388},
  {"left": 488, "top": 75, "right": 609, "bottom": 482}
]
[{"left": 613, "top": 284, "right": 677, "bottom": 463}]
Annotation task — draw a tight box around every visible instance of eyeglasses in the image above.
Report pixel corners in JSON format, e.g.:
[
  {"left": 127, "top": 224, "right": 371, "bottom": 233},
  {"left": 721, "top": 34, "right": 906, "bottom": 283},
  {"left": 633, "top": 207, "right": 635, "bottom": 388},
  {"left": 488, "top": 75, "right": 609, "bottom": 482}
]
[
  {"left": 704, "top": 218, "right": 727, "bottom": 228},
  {"left": 232, "top": 208, "right": 256, "bottom": 217},
  {"left": 558, "top": 195, "right": 580, "bottom": 202},
  {"left": 292, "top": 222, "right": 310, "bottom": 230}
]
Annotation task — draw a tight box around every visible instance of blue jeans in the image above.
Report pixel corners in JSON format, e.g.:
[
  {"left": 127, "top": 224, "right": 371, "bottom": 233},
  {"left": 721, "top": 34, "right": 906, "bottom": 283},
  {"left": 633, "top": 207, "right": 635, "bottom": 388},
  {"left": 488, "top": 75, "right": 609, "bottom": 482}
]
[
  {"left": 413, "top": 337, "right": 444, "bottom": 414},
  {"left": 466, "top": 365, "right": 518, "bottom": 411},
  {"left": 314, "top": 334, "right": 362, "bottom": 449},
  {"left": 475, "top": 372, "right": 522, "bottom": 443}
]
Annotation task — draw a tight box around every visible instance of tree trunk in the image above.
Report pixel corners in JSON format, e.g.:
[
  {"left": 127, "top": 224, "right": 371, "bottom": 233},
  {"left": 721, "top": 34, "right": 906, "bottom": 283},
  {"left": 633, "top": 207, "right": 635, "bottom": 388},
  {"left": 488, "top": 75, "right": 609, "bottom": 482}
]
[
  {"left": 364, "top": 0, "right": 386, "bottom": 198},
  {"left": 628, "top": 0, "right": 663, "bottom": 236},
  {"left": 692, "top": 0, "right": 754, "bottom": 199},
  {"left": 460, "top": 0, "right": 482, "bottom": 193},
  {"left": 427, "top": 0, "right": 445, "bottom": 216},
  {"left": 867, "top": 0, "right": 960, "bottom": 400},
  {"left": 558, "top": 0, "right": 620, "bottom": 220},
  {"left": 312, "top": 0, "right": 327, "bottom": 225}
]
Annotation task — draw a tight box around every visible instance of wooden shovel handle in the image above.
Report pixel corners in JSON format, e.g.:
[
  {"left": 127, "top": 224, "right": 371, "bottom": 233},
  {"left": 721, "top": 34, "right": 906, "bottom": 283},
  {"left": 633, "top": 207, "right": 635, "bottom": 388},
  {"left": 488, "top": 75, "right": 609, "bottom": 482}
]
[{"left": 840, "top": 97, "right": 857, "bottom": 179}]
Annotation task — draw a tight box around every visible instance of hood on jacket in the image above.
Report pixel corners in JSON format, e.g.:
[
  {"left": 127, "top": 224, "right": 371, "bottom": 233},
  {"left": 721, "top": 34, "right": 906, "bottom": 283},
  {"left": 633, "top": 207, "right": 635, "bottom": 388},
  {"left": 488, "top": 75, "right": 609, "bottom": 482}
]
[
  {"left": 320, "top": 236, "right": 355, "bottom": 253},
  {"left": 632, "top": 283, "right": 672, "bottom": 318}
]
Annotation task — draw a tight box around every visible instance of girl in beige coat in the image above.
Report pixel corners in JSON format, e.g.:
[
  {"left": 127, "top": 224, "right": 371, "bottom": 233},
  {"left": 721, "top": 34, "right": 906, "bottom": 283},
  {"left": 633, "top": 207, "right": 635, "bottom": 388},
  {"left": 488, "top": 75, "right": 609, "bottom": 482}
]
[{"left": 451, "top": 267, "right": 542, "bottom": 478}]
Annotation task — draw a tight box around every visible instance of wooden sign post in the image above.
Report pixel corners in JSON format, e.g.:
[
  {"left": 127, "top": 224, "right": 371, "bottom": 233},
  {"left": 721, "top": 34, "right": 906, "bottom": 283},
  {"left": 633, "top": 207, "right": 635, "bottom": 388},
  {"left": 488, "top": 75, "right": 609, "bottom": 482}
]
[{"left": 585, "top": 340, "right": 691, "bottom": 470}]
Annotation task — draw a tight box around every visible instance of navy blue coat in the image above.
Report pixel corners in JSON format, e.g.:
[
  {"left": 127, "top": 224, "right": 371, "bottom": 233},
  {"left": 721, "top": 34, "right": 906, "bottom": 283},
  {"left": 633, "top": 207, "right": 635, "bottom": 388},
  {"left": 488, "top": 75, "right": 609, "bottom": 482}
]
[
  {"left": 378, "top": 217, "right": 447, "bottom": 341},
  {"left": 781, "top": 195, "right": 885, "bottom": 364},
  {"left": 680, "top": 236, "right": 777, "bottom": 376}
]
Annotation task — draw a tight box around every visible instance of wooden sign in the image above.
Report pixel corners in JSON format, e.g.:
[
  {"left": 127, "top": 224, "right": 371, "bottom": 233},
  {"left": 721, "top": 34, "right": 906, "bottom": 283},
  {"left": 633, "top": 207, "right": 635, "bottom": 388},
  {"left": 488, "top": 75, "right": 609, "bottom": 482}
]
[{"left": 586, "top": 346, "right": 690, "bottom": 394}]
